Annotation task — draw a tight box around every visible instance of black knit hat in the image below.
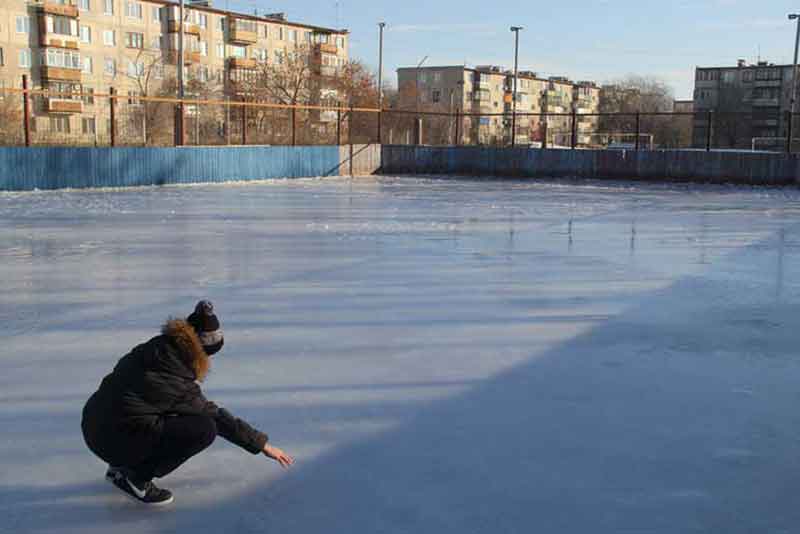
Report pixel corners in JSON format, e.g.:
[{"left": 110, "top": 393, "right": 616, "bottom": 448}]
[{"left": 187, "top": 300, "right": 224, "bottom": 355}]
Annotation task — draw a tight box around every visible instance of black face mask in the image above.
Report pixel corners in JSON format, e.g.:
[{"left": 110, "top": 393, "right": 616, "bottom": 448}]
[{"left": 204, "top": 339, "right": 224, "bottom": 356}]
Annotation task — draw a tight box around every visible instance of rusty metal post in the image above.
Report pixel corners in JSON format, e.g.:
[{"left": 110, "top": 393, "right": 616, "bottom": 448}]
[
  {"left": 570, "top": 109, "right": 577, "bottom": 149},
  {"left": 635, "top": 112, "right": 641, "bottom": 151},
  {"left": 109, "top": 87, "right": 116, "bottom": 147},
  {"left": 542, "top": 115, "right": 548, "bottom": 149},
  {"left": 786, "top": 110, "right": 793, "bottom": 154},
  {"left": 22, "top": 75, "right": 31, "bottom": 147},
  {"left": 706, "top": 110, "right": 713, "bottom": 152},
  {"left": 291, "top": 107, "right": 296, "bottom": 146},
  {"left": 455, "top": 107, "right": 460, "bottom": 146},
  {"left": 336, "top": 109, "right": 341, "bottom": 146},
  {"left": 241, "top": 98, "right": 247, "bottom": 145}
]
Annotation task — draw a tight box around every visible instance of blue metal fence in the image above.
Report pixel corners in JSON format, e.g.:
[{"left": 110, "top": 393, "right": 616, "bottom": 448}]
[{"left": 0, "top": 146, "right": 342, "bottom": 191}]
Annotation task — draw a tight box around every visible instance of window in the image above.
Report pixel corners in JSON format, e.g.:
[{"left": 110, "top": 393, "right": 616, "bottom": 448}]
[
  {"left": 104, "top": 57, "right": 116, "bottom": 75},
  {"left": 199, "top": 41, "right": 208, "bottom": 56},
  {"left": 104, "top": 0, "right": 114, "bottom": 15},
  {"left": 127, "top": 90, "right": 141, "bottom": 105},
  {"left": 82, "top": 117, "right": 96, "bottom": 135},
  {"left": 234, "top": 19, "right": 257, "bottom": 33},
  {"left": 47, "top": 81, "right": 80, "bottom": 99},
  {"left": 82, "top": 87, "right": 94, "bottom": 105},
  {"left": 432, "top": 89, "right": 441, "bottom": 103},
  {"left": 151, "top": 6, "right": 160, "bottom": 21},
  {"left": 79, "top": 0, "right": 91, "bottom": 10},
  {"left": 198, "top": 65, "right": 208, "bottom": 82},
  {"left": 0, "top": 48, "right": 4, "bottom": 67},
  {"left": 289, "top": 29, "right": 297, "bottom": 42},
  {"left": 125, "top": 1, "right": 142, "bottom": 19},
  {"left": 743, "top": 70, "right": 754, "bottom": 82},
  {"left": 218, "top": 17, "right": 225, "bottom": 32},
  {"left": 103, "top": 29, "right": 115, "bottom": 46},
  {"left": 274, "top": 49, "right": 283, "bottom": 64},
  {"left": 336, "top": 36, "right": 344, "bottom": 48},
  {"left": 19, "top": 49, "right": 32, "bottom": 68},
  {"left": 305, "top": 31, "right": 311, "bottom": 43},
  {"left": 230, "top": 45, "right": 246, "bottom": 58},
  {"left": 151, "top": 35, "right": 162, "bottom": 49},
  {"left": 154, "top": 63, "right": 164, "bottom": 79},
  {"left": 277, "top": 26, "right": 284, "bottom": 40},
  {"left": 50, "top": 15, "right": 76, "bottom": 36},
  {"left": 82, "top": 56, "right": 93, "bottom": 73},
  {"left": 433, "top": 72, "right": 442, "bottom": 83},
  {"left": 216, "top": 42, "right": 224, "bottom": 57},
  {"left": 80, "top": 25, "right": 91, "bottom": 43},
  {"left": 125, "top": 32, "right": 143, "bottom": 48},
  {"left": 126, "top": 60, "right": 144, "bottom": 77},
  {"left": 43, "top": 49, "right": 81, "bottom": 69},
  {"left": 16, "top": 16, "right": 30, "bottom": 34},
  {"left": 198, "top": 13, "right": 207, "bottom": 28},
  {"left": 50, "top": 116, "right": 71, "bottom": 134}
]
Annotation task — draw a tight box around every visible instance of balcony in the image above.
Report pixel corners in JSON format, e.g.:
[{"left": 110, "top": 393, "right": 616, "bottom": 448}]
[
  {"left": 228, "top": 57, "right": 256, "bottom": 69},
  {"left": 753, "top": 79, "right": 782, "bottom": 87},
  {"left": 164, "top": 50, "right": 198, "bottom": 65},
  {"left": 40, "top": 35, "right": 80, "bottom": 49},
  {"left": 751, "top": 98, "right": 780, "bottom": 107},
  {"left": 41, "top": 66, "right": 82, "bottom": 82},
  {"left": 167, "top": 20, "right": 200, "bottom": 36},
  {"left": 38, "top": 0, "right": 79, "bottom": 18},
  {"left": 45, "top": 98, "right": 82, "bottom": 113},
  {"left": 228, "top": 19, "right": 257, "bottom": 44},
  {"left": 315, "top": 43, "right": 338, "bottom": 55}
]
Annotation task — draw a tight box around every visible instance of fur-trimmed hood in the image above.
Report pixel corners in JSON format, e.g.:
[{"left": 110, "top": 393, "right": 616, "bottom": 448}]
[{"left": 162, "top": 318, "right": 210, "bottom": 382}]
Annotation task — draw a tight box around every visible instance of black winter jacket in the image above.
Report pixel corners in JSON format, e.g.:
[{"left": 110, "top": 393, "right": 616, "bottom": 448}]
[{"left": 82, "top": 319, "right": 268, "bottom": 462}]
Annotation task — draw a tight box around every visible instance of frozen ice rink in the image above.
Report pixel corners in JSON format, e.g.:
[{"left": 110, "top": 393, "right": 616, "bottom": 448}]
[{"left": 2, "top": 177, "right": 800, "bottom": 533}]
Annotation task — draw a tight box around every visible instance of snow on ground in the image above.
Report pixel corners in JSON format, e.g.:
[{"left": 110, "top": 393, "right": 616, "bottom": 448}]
[{"left": 1, "top": 176, "right": 800, "bottom": 533}]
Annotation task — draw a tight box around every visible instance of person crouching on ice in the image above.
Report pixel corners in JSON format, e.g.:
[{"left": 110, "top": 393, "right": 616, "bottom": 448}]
[{"left": 81, "top": 300, "right": 293, "bottom": 505}]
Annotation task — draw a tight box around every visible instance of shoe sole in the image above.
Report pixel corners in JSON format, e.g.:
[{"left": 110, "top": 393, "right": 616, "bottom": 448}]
[{"left": 106, "top": 474, "right": 174, "bottom": 506}]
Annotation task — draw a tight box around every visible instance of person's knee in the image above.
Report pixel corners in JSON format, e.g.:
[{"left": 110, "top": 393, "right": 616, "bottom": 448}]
[{"left": 195, "top": 416, "right": 217, "bottom": 449}]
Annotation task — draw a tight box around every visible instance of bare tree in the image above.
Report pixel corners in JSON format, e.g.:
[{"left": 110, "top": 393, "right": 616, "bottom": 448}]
[
  {"left": 0, "top": 93, "right": 24, "bottom": 146},
  {"left": 599, "top": 76, "right": 684, "bottom": 148}
]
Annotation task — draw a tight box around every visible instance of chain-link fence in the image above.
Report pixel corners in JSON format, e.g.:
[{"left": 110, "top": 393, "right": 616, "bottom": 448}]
[{"left": 2, "top": 85, "right": 799, "bottom": 153}]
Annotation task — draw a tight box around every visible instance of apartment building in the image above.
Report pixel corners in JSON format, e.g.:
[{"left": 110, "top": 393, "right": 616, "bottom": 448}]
[
  {"left": 693, "top": 59, "right": 792, "bottom": 149},
  {"left": 396, "top": 65, "right": 600, "bottom": 146},
  {"left": 0, "top": 0, "right": 348, "bottom": 140}
]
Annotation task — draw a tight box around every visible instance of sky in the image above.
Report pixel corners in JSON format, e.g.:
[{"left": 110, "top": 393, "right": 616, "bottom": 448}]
[{"left": 223, "top": 0, "right": 800, "bottom": 99}]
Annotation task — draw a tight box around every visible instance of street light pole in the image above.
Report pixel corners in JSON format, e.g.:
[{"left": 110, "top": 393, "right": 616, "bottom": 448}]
[
  {"left": 378, "top": 22, "right": 386, "bottom": 110},
  {"left": 178, "top": 0, "right": 185, "bottom": 98},
  {"left": 377, "top": 22, "right": 386, "bottom": 144},
  {"left": 414, "top": 55, "right": 428, "bottom": 144},
  {"left": 510, "top": 26, "right": 523, "bottom": 148},
  {"left": 788, "top": 14, "right": 800, "bottom": 153}
]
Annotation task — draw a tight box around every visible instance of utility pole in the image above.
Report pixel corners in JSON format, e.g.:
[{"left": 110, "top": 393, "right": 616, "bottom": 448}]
[
  {"left": 176, "top": 0, "right": 186, "bottom": 145},
  {"left": 414, "top": 55, "right": 428, "bottom": 145},
  {"left": 788, "top": 13, "right": 800, "bottom": 153},
  {"left": 510, "top": 26, "right": 523, "bottom": 147}
]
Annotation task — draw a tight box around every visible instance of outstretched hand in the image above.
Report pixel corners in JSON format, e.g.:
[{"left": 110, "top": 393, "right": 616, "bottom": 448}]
[{"left": 263, "top": 443, "right": 294, "bottom": 468}]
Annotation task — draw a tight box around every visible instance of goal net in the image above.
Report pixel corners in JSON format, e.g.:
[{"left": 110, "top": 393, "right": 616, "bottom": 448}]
[
  {"left": 551, "top": 132, "right": 654, "bottom": 150},
  {"left": 751, "top": 137, "right": 787, "bottom": 152}
]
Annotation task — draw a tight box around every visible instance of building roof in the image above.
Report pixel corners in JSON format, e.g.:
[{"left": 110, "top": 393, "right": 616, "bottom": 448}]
[
  {"left": 396, "top": 65, "right": 596, "bottom": 88},
  {"left": 147, "top": 0, "right": 348, "bottom": 34}
]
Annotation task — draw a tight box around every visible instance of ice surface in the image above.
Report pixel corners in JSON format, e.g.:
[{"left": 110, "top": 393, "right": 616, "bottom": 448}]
[{"left": 2, "top": 177, "right": 800, "bottom": 533}]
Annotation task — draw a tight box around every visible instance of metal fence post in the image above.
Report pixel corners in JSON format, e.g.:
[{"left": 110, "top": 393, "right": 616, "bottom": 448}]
[
  {"left": 109, "top": 87, "right": 116, "bottom": 147},
  {"left": 225, "top": 96, "right": 231, "bottom": 145},
  {"left": 377, "top": 108, "right": 382, "bottom": 144},
  {"left": 241, "top": 98, "right": 247, "bottom": 145},
  {"left": 22, "top": 75, "right": 30, "bottom": 147},
  {"left": 706, "top": 110, "right": 713, "bottom": 152},
  {"left": 291, "top": 107, "right": 296, "bottom": 146},
  {"left": 336, "top": 109, "right": 341, "bottom": 146},
  {"left": 455, "top": 107, "right": 460, "bottom": 146},
  {"left": 787, "top": 110, "right": 793, "bottom": 154},
  {"left": 542, "top": 115, "right": 548, "bottom": 149},
  {"left": 570, "top": 109, "right": 577, "bottom": 149},
  {"left": 635, "top": 112, "right": 641, "bottom": 151}
]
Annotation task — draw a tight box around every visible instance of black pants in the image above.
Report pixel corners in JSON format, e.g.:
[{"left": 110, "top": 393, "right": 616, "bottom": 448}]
[{"left": 128, "top": 415, "right": 217, "bottom": 482}]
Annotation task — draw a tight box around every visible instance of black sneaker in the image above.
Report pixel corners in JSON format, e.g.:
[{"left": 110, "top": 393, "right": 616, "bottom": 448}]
[{"left": 106, "top": 468, "right": 174, "bottom": 506}]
